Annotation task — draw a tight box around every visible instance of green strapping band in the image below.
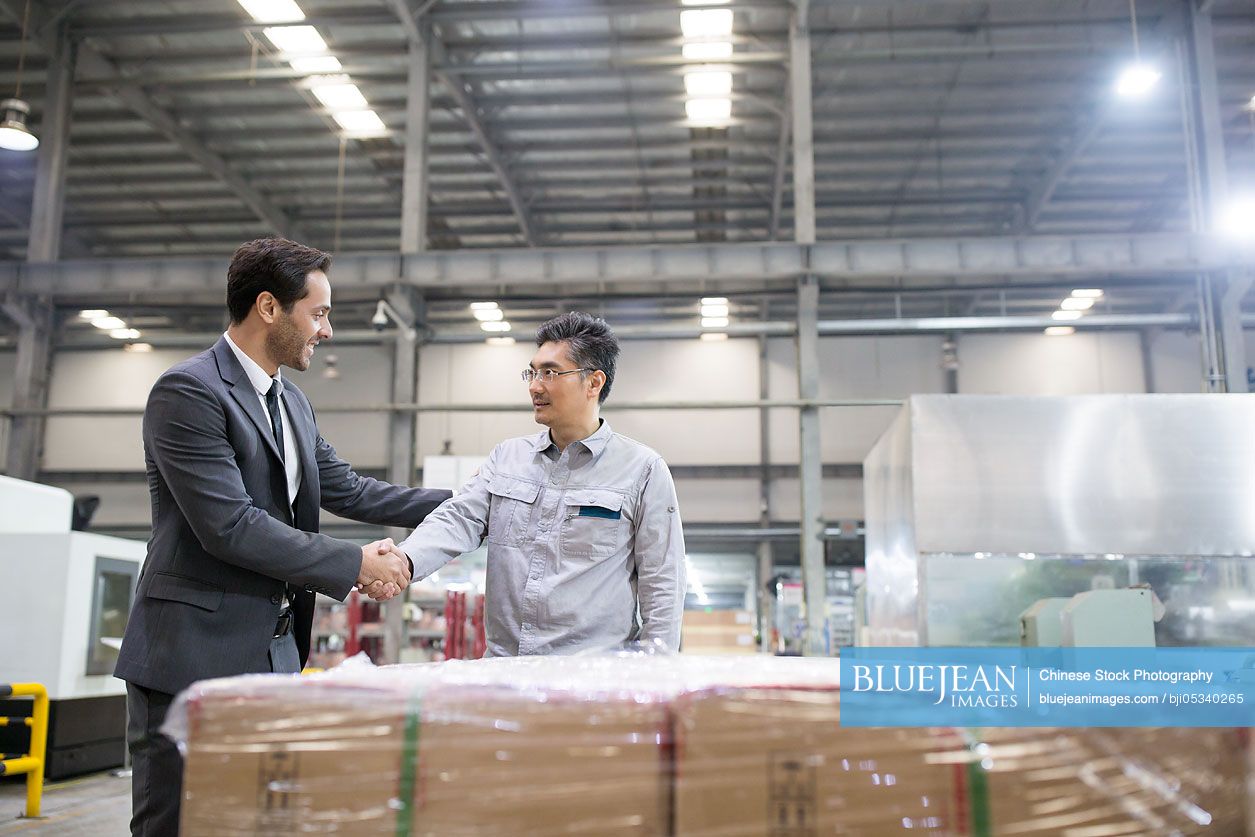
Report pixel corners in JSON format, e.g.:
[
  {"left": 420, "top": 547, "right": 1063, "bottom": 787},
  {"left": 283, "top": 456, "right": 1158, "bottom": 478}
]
[
  {"left": 395, "top": 688, "right": 423, "bottom": 837},
  {"left": 963, "top": 729, "right": 991, "bottom": 837}
]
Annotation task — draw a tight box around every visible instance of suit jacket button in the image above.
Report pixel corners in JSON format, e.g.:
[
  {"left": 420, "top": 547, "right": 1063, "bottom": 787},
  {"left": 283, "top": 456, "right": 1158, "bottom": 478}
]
[{"left": 270, "top": 593, "right": 282, "bottom": 605}]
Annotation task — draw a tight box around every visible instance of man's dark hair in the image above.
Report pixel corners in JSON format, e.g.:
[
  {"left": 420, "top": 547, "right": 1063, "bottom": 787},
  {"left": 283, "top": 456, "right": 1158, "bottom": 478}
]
[
  {"left": 535, "top": 312, "right": 619, "bottom": 403},
  {"left": 226, "top": 238, "right": 332, "bottom": 324}
]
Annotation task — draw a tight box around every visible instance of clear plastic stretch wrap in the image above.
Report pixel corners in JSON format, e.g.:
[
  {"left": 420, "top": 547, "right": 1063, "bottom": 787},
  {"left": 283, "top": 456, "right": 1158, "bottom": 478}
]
[{"left": 164, "top": 654, "right": 1249, "bottom": 836}]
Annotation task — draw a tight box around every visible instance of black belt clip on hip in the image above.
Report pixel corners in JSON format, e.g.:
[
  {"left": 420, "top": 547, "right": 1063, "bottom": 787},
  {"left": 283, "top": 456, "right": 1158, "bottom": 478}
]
[{"left": 273, "top": 610, "right": 293, "bottom": 638}]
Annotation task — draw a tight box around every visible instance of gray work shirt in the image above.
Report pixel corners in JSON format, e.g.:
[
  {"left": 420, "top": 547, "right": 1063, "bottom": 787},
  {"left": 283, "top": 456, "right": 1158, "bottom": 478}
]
[{"left": 399, "top": 420, "right": 686, "bottom": 656}]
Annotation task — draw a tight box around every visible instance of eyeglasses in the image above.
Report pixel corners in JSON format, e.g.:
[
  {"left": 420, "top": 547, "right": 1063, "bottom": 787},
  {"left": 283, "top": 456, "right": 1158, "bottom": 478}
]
[{"left": 521, "top": 367, "right": 592, "bottom": 384}]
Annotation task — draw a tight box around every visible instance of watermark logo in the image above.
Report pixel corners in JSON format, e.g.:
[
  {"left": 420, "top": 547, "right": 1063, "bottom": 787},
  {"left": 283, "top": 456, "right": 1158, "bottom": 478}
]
[
  {"left": 839, "top": 648, "right": 1254, "bottom": 727},
  {"left": 850, "top": 663, "right": 1018, "bottom": 708}
]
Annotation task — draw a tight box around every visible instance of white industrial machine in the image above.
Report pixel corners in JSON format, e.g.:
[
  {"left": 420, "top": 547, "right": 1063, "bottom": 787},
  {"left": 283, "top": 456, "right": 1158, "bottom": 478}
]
[
  {"left": 0, "top": 475, "right": 146, "bottom": 778},
  {"left": 1020, "top": 587, "right": 1165, "bottom": 647},
  {"left": 863, "top": 395, "right": 1255, "bottom": 648}
]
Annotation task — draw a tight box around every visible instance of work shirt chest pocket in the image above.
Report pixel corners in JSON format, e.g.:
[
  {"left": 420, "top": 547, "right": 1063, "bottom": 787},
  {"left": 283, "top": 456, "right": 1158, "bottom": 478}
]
[
  {"left": 561, "top": 488, "right": 628, "bottom": 559},
  {"left": 487, "top": 476, "right": 540, "bottom": 545}
]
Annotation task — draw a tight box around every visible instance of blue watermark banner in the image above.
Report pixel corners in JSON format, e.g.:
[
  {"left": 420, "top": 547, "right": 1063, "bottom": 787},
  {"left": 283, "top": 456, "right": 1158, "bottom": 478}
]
[{"left": 839, "top": 647, "right": 1255, "bottom": 727}]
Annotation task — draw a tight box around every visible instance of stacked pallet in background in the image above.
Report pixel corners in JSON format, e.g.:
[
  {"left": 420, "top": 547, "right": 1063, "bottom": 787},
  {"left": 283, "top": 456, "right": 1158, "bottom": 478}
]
[
  {"left": 167, "top": 655, "right": 1250, "bottom": 835},
  {"left": 679, "top": 609, "right": 756, "bottom": 655}
]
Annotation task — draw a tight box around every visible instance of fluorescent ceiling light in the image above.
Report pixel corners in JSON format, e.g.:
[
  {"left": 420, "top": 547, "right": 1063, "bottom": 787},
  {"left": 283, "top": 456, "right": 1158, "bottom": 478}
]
[
  {"left": 311, "top": 80, "right": 368, "bottom": 110},
  {"left": 486, "top": 336, "right": 516, "bottom": 346},
  {"left": 110, "top": 328, "right": 142, "bottom": 340},
  {"left": 700, "top": 303, "right": 729, "bottom": 318},
  {"left": 1218, "top": 195, "right": 1255, "bottom": 240},
  {"left": 79, "top": 309, "right": 108, "bottom": 319},
  {"left": 682, "top": 41, "right": 733, "bottom": 61},
  {"left": 332, "top": 110, "right": 387, "bottom": 135},
  {"left": 289, "top": 55, "right": 341, "bottom": 74},
  {"left": 263, "top": 25, "right": 327, "bottom": 55},
  {"left": 701, "top": 316, "right": 729, "bottom": 328},
  {"left": 1071, "top": 289, "right": 1104, "bottom": 298},
  {"left": 685, "top": 71, "right": 732, "bottom": 97},
  {"left": 473, "top": 308, "right": 504, "bottom": 322},
  {"left": 700, "top": 332, "right": 729, "bottom": 342},
  {"left": 1115, "top": 63, "right": 1160, "bottom": 98},
  {"left": 92, "top": 316, "right": 127, "bottom": 330},
  {"left": 481, "top": 321, "right": 512, "bottom": 333},
  {"left": 1060, "top": 297, "right": 1095, "bottom": 311},
  {"left": 700, "top": 297, "right": 728, "bottom": 305},
  {"left": 1051, "top": 310, "right": 1083, "bottom": 321},
  {"left": 686, "top": 97, "right": 731, "bottom": 124},
  {"left": 237, "top": 0, "right": 304, "bottom": 23},
  {"left": 124, "top": 343, "right": 154, "bottom": 353},
  {"left": 469, "top": 302, "right": 499, "bottom": 310},
  {"left": 681, "top": 9, "right": 733, "bottom": 38},
  {"left": 1044, "top": 326, "right": 1076, "bottom": 336}
]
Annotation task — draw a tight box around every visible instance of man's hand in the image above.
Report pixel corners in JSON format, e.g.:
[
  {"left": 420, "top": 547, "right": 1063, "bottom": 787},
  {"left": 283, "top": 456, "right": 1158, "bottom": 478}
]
[{"left": 356, "top": 538, "right": 411, "bottom": 601}]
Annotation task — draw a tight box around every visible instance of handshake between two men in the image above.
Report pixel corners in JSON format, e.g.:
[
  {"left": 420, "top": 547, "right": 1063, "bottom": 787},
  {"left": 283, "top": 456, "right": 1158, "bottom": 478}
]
[{"left": 356, "top": 538, "right": 412, "bottom": 601}]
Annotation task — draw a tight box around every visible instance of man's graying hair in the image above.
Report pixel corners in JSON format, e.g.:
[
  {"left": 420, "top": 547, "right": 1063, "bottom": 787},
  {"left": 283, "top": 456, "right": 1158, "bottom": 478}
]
[{"left": 535, "top": 312, "right": 619, "bottom": 403}]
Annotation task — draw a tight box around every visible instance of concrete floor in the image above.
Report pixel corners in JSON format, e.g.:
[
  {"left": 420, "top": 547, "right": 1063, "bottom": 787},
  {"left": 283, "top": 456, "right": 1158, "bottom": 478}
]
[{"left": 0, "top": 772, "right": 131, "bottom": 835}]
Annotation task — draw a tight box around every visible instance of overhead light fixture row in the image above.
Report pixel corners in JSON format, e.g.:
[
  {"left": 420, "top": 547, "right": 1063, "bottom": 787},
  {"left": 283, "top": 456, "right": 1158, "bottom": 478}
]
[{"left": 237, "top": 0, "right": 304, "bottom": 23}]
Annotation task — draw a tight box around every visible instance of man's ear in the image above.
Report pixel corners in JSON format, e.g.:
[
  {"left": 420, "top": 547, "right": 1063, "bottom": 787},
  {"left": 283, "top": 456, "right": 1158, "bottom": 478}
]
[
  {"left": 588, "top": 370, "right": 606, "bottom": 399},
  {"left": 256, "top": 291, "right": 279, "bottom": 324}
]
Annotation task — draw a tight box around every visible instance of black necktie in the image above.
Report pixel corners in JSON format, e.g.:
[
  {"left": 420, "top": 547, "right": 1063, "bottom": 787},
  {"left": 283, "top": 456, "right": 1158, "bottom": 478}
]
[
  {"left": 265, "top": 379, "right": 285, "bottom": 463},
  {"left": 267, "top": 380, "right": 295, "bottom": 605}
]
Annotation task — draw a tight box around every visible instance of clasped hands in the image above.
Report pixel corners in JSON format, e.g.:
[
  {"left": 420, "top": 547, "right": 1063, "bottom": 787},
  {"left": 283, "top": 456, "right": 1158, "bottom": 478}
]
[{"left": 356, "top": 538, "right": 411, "bottom": 601}]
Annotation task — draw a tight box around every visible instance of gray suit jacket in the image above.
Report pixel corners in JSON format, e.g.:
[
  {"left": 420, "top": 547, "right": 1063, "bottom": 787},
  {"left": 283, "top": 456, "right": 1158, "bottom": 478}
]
[{"left": 115, "top": 337, "right": 451, "bottom": 695}]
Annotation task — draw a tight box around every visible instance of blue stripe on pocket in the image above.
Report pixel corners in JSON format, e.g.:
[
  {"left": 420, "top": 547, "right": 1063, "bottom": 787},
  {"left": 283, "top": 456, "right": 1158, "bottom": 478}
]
[{"left": 578, "top": 505, "right": 621, "bottom": 520}]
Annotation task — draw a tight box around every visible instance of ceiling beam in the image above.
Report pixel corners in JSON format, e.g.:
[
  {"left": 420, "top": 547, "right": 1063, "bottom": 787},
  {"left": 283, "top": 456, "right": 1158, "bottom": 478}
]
[
  {"left": 3, "top": 233, "right": 1245, "bottom": 302},
  {"left": 1014, "top": 112, "right": 1108, "bottom": 233},
  {"left": 0, "top": 0, "right": 295, "bottom": 238},
  {"left": 382, "top": 0, "right": 536, "bottom": 246}
]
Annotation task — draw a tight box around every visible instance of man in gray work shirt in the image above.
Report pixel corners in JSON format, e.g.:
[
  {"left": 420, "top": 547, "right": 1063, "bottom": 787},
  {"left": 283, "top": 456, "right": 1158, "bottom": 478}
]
[{"left": 399, "top": 311, "right": 686, "bottom": 655}]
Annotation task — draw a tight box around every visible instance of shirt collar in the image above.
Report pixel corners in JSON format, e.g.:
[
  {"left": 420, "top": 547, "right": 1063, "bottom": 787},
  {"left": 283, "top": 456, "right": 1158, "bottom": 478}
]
[
  {"left": 532, "top": 419, "right": 612, "bottom": 458},
  {"left": 223, "top": 331, "right": 281, "bottom": 396}
]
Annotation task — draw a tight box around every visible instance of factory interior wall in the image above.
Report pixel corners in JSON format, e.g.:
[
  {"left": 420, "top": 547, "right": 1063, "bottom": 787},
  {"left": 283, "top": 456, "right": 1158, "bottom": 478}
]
[{"left": 0, "top": 328, "right": 1246, "bottom": 532}]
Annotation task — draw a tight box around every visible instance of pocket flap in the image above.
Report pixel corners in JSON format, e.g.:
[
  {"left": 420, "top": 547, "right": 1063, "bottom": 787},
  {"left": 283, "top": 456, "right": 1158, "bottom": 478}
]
[
  {"left": 563, "top": 488, "right": 624, "bottom": 512},
  {"left": 489, "top": 476, "right": 541, "bottom": 504},
  {"left": 147, "top": 572, "right": 225, "bottom": 612}
]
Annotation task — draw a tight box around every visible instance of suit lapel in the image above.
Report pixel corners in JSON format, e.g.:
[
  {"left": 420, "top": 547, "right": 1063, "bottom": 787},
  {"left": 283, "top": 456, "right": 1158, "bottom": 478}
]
[
  {"left": 282, "top": 387, "right": 320, "bottom": 531},
  {"left": 213, "top": 337, "right": 284, "bottom": 466}
]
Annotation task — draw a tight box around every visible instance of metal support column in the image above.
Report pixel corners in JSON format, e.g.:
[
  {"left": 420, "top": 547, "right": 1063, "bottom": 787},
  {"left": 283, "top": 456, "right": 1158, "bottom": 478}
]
[
  {"left": 789, "top": 0, "right": 815, "bottom": 245},
  {"left": 1183, "top": 3, "right": 1245, "bottom": 391},
  {"left": 756, "top": 312, "right": 774, "bottom": 652},
  {"left": 2, "top": 297, "right": 54, "bottom": 480},
  {"left": 27, "top": 24, "right": 75, "bottom": 262},
  {"left": 942, "top": 332, "right": 959, "bottom": 394},
  {"left": 796, "top": 274, "right": 825, "bottom": 655},
  {"left": 383, "top": 285, "right": 424, "bottom": 663},
  {"left": 1218, "top": 272, "right": 1253, "bottom": 392},
  {"left": 1138, "top": 329, "right": 1158, "bottom": 393},
  {"left": 400, "top": 24, "right": 431, "bottom": 255}
]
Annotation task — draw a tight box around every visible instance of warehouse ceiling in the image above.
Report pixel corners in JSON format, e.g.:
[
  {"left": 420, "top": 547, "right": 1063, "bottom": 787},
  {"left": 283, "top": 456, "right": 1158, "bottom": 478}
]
[{"left": 0, "top": 0, "right": 1252, "bottom": 339}]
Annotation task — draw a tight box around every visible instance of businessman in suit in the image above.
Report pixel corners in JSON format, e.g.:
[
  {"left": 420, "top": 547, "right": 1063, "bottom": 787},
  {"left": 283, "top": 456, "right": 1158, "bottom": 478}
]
[{"left": 115, "top": 237, "right": 451, "bottom": 836}]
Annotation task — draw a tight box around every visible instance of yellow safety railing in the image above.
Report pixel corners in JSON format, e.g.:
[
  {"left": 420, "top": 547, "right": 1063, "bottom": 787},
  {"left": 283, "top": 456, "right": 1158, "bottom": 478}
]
[{"left": 0, "top": 682, "right": 48, "bottom": 818}]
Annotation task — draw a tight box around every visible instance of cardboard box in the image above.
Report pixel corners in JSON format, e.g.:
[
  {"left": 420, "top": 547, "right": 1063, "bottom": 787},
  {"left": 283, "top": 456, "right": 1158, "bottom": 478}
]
[
  {"left": 673, "top": 689, "right": 1249, "bottom": 836},
  {"left": 180, "top": 674, "right": 669, "bottom": 835},
  {"left": 674, "top": 688, "right": 960, "bottom": 835}
]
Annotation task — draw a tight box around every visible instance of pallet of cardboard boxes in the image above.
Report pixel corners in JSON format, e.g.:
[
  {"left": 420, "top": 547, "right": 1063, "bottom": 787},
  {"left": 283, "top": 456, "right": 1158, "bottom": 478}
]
[{"left": 167, "top": 655, "right": 1249, "bottom": 835}]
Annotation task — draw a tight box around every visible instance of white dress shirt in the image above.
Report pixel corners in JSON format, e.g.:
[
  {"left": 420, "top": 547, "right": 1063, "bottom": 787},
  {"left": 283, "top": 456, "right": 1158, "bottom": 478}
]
[{"left": 223, "top": 332, "right": 302, "bottom": 508}]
